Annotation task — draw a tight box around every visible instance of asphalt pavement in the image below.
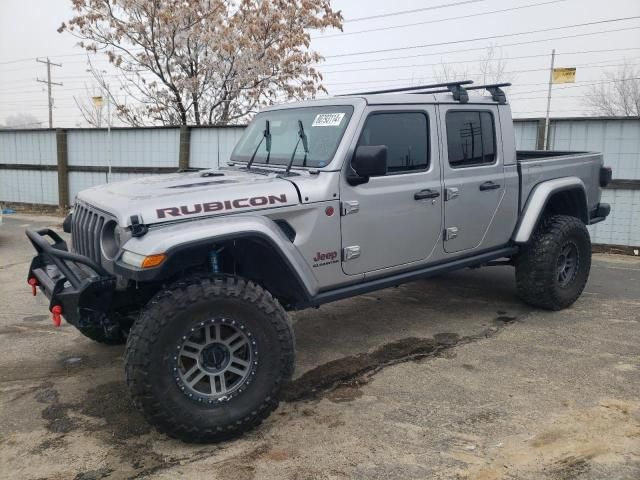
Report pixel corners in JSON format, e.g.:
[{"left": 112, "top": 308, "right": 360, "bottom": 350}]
[{"left": 0, "top": 214, "right": 638, "bottom": 480}]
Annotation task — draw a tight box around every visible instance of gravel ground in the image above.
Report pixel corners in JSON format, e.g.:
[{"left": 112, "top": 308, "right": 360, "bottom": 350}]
[{"left": 0, "top": 214, "right": 638, "bottom": 480}]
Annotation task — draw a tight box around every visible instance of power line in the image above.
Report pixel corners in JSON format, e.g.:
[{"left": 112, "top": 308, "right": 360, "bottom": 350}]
[
  {"left": 510, "top": 77, "right": 640, "bottom": 96},
  {"left": 325, "top": 62, "right": 640, "bottom": 91},
  {"left": 315, "top": 0, "right": 567, "bottom": 39},
  {"left": 512, "top": 109, "right": 600, "bottom": 114},
  {"left": 316, "top": 27, "right": 640, "bottom": 68},
  {"left": 509, "top": 94, "right": 588, "bottom": 100},
  {"left": 344, "top": 0, "right": 487, "bottom": 23},
  {"left": 321, "top": 51, "right": 640, "bottom": 76},
  {"left": 1, "top": 8, "right": 636, "bottom": 69},
  {"left": 12, "top": 42, "right": 625, "bottom": 90},
  {"left": 327, "top": 75, "right": 639, "bottom": 97},
  {"left": 2, "top": 52, "right": 637, "bottom": 93},
  {"left": 325, "top": 16, "right": 640, "bottom": 59},
  {"left": 0, "top": 6, "right": 481, "bottom": 65},
  {"left": 0, "top": 56, "right": 111, "bottom": 73},
  {"left": 0, "top": 48, "right": 121, "bottom": 67}
]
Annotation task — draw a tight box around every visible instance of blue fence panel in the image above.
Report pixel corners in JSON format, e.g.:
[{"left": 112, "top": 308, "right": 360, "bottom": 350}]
[
  {"left": 513, "top": 120, "right": 539, "bottom": 150},
  {"left": 550, "top": 119, "right": 640, "bottom": 180},
  {"left": 189, "top": 127, "right": 245, "bottom": 169},
  {"left": 67, "top": 128, "right": 180, "bottom": 168}
]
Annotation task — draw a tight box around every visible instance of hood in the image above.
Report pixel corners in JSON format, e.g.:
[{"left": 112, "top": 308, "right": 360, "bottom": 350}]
[{"left": 76, "top": 168, "right": 300, "bottom": 227}]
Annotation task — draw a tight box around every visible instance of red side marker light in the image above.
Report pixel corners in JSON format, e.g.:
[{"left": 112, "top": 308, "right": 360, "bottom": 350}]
[
  {"left": 51, "top": 305, "right": 63, "bottom": 327},
  {"left": 325, "top": 206, "right": 335, "bottom": 217},
  {"left": 28, "top": 278, "right": 38, "bottom": 296}
]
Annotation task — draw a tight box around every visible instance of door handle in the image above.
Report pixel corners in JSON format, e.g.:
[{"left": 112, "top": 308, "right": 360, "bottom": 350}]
[
  {"left": 414, "top": 189, "right": 440, "bottom": 200},
  {"left": 479, "top": 181, "right": 501, "bottom": 191}
]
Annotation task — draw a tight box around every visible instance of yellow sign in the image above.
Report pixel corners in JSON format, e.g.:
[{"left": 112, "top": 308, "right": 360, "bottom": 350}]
[{"left": 552, "top": 68, "right": 576, "bottom": 84}]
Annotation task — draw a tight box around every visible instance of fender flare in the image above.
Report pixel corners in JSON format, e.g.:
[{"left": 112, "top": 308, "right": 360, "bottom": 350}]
[
  {"left": 115, "top": 214, "right": 319, "bottom": 299},
  {"left": 512, "top": 177, "right": 587, "bottom": 244}
]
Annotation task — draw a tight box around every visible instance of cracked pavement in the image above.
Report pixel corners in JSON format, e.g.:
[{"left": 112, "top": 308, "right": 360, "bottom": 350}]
[{"left": 0, "top": 214, "right": 639, "bottom": 480}]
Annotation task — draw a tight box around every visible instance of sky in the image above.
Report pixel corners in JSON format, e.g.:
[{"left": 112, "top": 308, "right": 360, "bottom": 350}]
[{"left": 0, "top": 0, "right": 639, "bottom": 128}]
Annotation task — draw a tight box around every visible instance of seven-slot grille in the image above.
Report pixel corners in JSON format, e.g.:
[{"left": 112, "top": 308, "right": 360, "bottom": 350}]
[{"left": 71, "top": 202, "right": 110, "bottom": 264}]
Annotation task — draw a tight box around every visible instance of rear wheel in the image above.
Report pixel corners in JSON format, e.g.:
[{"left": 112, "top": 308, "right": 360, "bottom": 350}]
[
  {"left": 125, "top": 275, "right": 295, "bottom": 443},
  {"left": 515, "top": 214, "right": 591, "bottom": 310}
]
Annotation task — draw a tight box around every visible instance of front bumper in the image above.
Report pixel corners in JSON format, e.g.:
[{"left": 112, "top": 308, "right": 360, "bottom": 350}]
[{"left": 26, "top": 228, "right": 116, "bottom": 327}]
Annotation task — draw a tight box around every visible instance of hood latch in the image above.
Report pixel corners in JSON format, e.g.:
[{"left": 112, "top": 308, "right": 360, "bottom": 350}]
[{"left": 130, "top": 215, "right": 149, "bottom": 237}]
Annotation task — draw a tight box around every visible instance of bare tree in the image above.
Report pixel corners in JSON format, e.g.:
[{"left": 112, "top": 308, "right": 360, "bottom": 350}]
[
  {"left": 59, "top": 0, "right": 342, "bottom": 126},
  {"left": 73, "top": 82, "right": 109, "bottom": 128},
  {"left": 432, "top": 62, "right": 469, "bottom": 83},
  {"left": 2, "top": 113, "right": 43, "bottom": 129},
  {"left": 477, "top": 44, "right": 507, "bottom": 85},
  {"left": 433, "top": 44, "right": 508, "bottom": 87},
  {"left": 584, "top": 63, "right": 640, "bottom": 116}
]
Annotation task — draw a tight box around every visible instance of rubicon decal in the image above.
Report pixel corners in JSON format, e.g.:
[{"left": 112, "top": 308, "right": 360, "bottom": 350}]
[
  {"left": 312, "top": 250, "right": 339, "bottom": 268},
  {"left": 156, "top": 194, "right": 288, "bottom": 218}
]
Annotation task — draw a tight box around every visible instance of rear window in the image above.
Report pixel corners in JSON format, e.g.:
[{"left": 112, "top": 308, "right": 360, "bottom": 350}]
[{"left": 446, "top": 111, "right": 496, "bottom": 168}]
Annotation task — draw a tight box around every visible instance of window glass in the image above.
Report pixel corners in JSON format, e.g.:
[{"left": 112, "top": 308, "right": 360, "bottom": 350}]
[
  {"left": 357, "top": 112, "right": 429, "bottom": 173},
  {"left": 446, "top": 111, "right": 496, "bottom": 168}
]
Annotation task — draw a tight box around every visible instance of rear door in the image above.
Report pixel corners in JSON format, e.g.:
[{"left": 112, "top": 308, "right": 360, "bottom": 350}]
[
  {"left": 339, "top": 106, "right": 442, "bottom": 275},
  {"left": 440, "top": 106, "right": 506, "bottom": 253}
]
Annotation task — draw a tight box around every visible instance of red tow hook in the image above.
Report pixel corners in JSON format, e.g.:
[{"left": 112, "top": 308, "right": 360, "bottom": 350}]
[
  {"left": 51, "top": 305, "right": 63, "bottom": 327},
  {"left": 28, "top": 278, "right": 38, "bottom": 296}
]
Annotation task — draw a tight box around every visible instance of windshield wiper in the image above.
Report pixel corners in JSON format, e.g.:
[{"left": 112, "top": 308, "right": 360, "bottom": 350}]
[
  {"left": 285, "top": 120, "right": 309, "bottom": 174},
  {"left": 246, "top": 120, "right": 271, "bottom": 170}
]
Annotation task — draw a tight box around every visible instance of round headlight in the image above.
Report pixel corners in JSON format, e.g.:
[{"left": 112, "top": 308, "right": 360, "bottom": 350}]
[
  {"left": 101, "top": 220, "right": 121, "bottom": 259},
  {"left": 114, "top": 225, "right": 124, "bottom": 248}
]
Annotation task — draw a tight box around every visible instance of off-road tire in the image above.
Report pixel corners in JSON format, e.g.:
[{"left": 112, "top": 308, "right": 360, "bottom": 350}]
[
  {"left": 125, "top": 275, "right": 295, "bottom": 443},
  {"left": 515, "top": 214, "right": 591, "bottom": 310}
]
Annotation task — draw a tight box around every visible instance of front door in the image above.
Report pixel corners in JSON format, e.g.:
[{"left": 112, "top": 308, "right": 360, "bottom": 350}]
[
  {"left": 340, "top": 107, "right": 442, "bottom": 275},
  {"left": 440, "top": 106, "right": 506, "bottom": 253}
]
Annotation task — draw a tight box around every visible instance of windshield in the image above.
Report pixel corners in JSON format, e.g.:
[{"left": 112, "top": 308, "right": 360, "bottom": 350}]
[{"left": 231, "top": 106, "right": 354, "bottom": 168}]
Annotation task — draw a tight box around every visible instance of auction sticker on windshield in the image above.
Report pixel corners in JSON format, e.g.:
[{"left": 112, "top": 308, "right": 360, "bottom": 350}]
[{"left": 312, "top": 113, "right": 345, "bottom": 127}]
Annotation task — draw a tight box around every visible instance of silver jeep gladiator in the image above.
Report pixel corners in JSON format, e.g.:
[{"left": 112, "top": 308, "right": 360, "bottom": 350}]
[{"left": 26, "top": 81, "right": 611, "bottom": 442}]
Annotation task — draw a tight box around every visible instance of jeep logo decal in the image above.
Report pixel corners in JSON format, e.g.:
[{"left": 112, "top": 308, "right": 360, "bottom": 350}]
[
  {"left": 312, "top": 250, "right": 339, "bottom": 268},
  {"left": 156, "top": 194, "right": 288, "bottom": 218}
]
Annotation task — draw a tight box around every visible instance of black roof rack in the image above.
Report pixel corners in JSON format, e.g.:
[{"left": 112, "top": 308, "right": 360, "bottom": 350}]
[
  {"left": 414, "top": 82, "right": 512, "bottom": 104},
  {"left": 337, "top": 80, "right": 512, "bottom": 104},
  {"left": 467, "top": 83, "right": 512, "bottom": 104},
  {"left": 337, "top": 80, "right": 474, "bottom": 97}
]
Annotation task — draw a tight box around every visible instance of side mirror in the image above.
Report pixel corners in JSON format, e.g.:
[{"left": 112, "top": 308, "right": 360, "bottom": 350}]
[{"left": 348, "top": 145, "right": 388, "bottom": 185}]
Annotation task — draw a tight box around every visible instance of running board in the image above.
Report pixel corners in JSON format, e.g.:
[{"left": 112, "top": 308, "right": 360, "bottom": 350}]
[{"left": 305, "top": 246, "right": 518, "bottom": 307}]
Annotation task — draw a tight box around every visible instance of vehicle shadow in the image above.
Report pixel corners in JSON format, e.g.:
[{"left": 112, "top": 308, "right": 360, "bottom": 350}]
[{"left": 291, "top": 265, "right": 527, "bottom": 375}]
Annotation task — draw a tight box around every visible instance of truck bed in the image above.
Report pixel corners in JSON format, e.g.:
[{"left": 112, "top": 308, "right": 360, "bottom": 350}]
[
  {"left": 517, "top": 150, "right": 588, "bottom": 162},
  {"left": 516, "top": 150, "right": 604, "bottom": 215}
]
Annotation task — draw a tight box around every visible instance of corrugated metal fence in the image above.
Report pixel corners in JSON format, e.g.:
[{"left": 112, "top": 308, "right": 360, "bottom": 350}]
[
  {"left": 1, "top": 118, "right": 638, "bottom": 247},
  {"left": 0, "top": 126, "right": 245, "bottom": 207},
  {"left": 514, "top": 118, "right": 640, "bottom": 247}
]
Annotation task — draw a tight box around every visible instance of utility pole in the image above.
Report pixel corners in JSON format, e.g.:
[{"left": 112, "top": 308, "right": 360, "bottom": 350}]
[
  {"left": 105, "top": 83, "right": 112, "bottom": 183},
  {"left": 36, "top": 58, "right": 63, "bottom": 128},
  {"left": 543, "top": 49, "right": 556, "bottom": 150}
]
